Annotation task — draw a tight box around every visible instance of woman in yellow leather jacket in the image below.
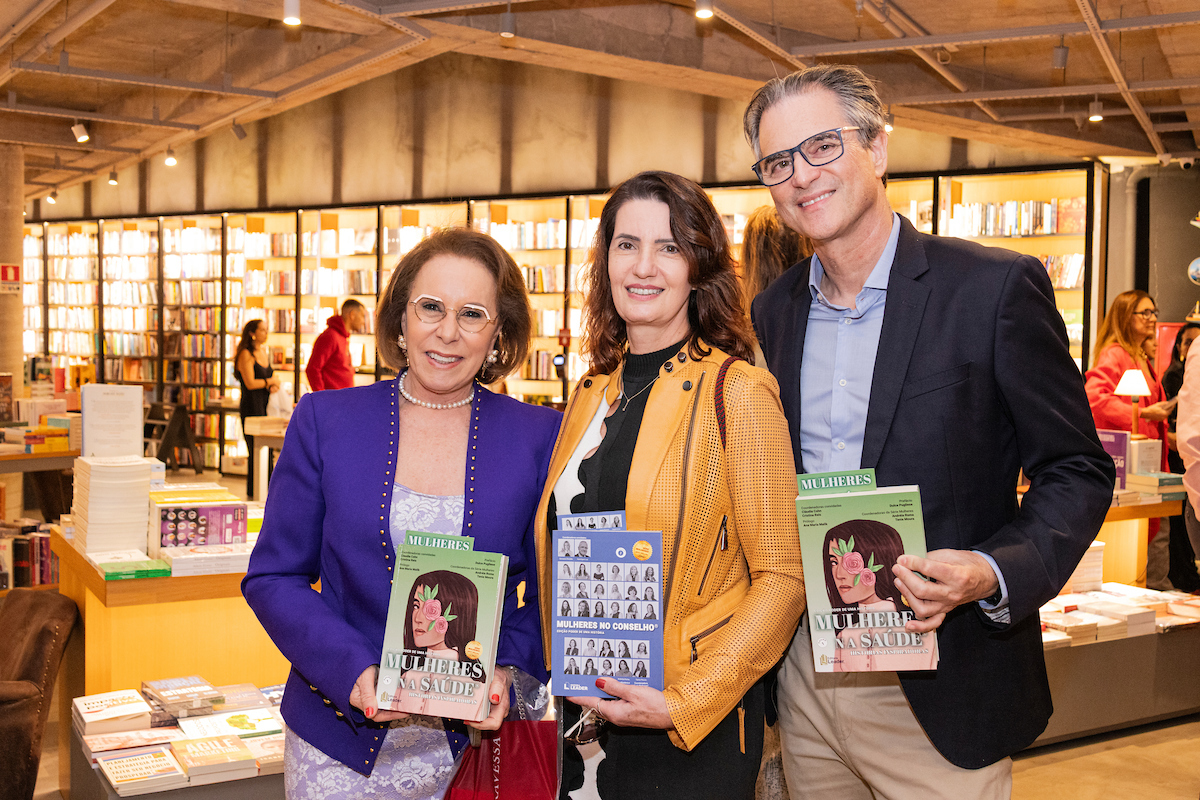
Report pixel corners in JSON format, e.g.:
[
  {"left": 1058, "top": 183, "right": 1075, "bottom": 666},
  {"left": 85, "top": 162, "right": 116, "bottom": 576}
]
[{"left": 534, "top": 171, "right": 805, "bottom": 799}]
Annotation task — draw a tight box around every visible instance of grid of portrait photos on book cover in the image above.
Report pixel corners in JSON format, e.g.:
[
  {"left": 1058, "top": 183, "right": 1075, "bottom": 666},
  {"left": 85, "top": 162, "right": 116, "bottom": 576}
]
[{"left": 551, "top": 512, "right": 665, "bottom": 697}]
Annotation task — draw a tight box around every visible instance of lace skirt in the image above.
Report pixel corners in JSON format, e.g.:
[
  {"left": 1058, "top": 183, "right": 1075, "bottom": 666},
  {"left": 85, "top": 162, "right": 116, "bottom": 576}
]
[{"left": 284, "top": 717, "right": 459, "bottom": 800}]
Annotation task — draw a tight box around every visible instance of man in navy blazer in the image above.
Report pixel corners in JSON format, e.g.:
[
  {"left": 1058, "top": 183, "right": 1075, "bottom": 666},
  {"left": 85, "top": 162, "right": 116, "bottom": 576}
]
[{"left": 745, "top": 65, "right": 1114, "bottom": 798}]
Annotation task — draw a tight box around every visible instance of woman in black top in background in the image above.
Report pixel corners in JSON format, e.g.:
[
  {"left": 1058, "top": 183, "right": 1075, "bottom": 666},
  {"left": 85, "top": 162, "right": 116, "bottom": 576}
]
[
  {"left": 1163, "top": 323, "right": 1200, "bottom": 592},
  {"left": 235, "top": 319, "right": 280, "bottom": 497}
]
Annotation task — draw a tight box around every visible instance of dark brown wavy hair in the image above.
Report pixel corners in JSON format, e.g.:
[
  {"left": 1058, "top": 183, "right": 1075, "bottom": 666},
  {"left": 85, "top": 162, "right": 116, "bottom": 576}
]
[
  {"left": 376, "top": 228, "right": 531, "bottom": 384},
  {"left": 741, "top": 205, "right": 811, "bottom": 300},
  {"left": 580, "top": 171, "right": 756, "bottom": 374}
]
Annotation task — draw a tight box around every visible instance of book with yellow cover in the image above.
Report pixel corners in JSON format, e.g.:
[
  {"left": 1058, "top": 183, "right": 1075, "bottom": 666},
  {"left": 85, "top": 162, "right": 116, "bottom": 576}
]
[{"left": 170, "top": 734, "right": 257, "bottom": 784}]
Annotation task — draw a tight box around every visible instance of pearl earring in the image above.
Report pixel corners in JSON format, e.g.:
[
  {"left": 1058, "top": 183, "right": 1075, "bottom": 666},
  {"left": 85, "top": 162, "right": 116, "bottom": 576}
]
[
  {"left": 397, "top": 334, "right": 407, "bottom": 352},
  {"left": 486, "top": 349, "right": 498, "bottom": 364}
]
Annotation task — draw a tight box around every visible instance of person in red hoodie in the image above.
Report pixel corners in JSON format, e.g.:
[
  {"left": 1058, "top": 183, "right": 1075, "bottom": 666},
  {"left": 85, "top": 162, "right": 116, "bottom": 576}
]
[{"left": 306, "top": 299, "right": 367, "bottom": 391}]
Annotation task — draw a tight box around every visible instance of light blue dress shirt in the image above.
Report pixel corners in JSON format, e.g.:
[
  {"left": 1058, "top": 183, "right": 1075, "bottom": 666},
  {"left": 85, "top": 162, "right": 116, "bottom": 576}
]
[{"left": 798, "top": 214, "right": 1009, "bottom": 619}]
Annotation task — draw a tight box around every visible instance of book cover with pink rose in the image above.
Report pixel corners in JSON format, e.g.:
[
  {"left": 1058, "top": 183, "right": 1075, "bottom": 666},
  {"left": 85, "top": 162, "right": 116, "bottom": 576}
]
[
  {"left": 375, "top": 531, "right": 507, "bottom": 722},
  {"left": 797, "top": 469, "right": 939, "bottom": 673}
]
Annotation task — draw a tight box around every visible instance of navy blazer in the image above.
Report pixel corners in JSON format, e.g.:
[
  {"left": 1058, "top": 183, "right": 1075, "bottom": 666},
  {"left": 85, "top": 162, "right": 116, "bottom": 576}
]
[
  {"left": 752, "top": 217, "right": 1114, "bottom": 769},
  {"left": 243, "top": 379, "right": 560, "bottom": 775}
]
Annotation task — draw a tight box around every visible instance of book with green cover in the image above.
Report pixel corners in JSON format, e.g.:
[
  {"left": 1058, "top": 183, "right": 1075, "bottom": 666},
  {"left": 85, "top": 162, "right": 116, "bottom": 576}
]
[
  {"left": 797, "top": 469, "right": 939, "bottom": 673},
  {"left": 375, "top": 531, "right": 506, "bottom": 722}
]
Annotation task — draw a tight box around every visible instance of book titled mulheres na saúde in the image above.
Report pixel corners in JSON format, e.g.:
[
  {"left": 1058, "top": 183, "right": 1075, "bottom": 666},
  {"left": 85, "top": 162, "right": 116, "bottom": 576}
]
[
  {"left": 376, "top": 531, "right": 507, "bottom": 722},
  {"left": 797, "top": 469, "right": 939, "bottom": 673}
]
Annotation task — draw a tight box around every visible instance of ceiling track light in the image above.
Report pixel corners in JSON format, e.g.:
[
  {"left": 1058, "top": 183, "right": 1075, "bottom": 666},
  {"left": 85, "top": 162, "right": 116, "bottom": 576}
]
[
  {"left": 164, "top": 147, "right": 177, "bottom": 167},
  {"left": 46, "top": 189, "right": 57, "bottom": 205},
  {"left": 1052, "top": 35, "right": 1069, "bottom": 70},
  {"left": 500, "top": 0, "right": 515, "bottom": 37},
  {"left": 1088, "top": 97, "right": 1104, "bottom": 123},
  {"left": 283, "top": 0, "right": 301, "bottom": 26},
  {"left": 108, "top": 169, "right": 118, "bottom": 186},
  {"left": 71, "top": 122, "right": 89, "bottom": 143},
  {"left": 695, "top": 0, "right": 714, "bottom": 19},
  {"left": 232, "top": 122, "right": 247, "bottom": 141}
]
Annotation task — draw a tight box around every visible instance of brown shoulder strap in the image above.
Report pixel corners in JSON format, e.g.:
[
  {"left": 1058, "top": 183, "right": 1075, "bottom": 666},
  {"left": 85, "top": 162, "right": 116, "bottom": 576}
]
[{"left": 714, "top": 356, "right": 739, "bottom": 449}]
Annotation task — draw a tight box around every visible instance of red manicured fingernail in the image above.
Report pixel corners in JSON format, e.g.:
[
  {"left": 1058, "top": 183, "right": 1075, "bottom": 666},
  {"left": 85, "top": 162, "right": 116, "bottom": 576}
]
[
  {"left": 595, "top": 678, "right": 606, "bottom": 689},
  {"left": 490, "top": 693, "right": 500, "bottom": 704},
  {"left": 366, "top": 707, "right": 375, "bottom": 717}
]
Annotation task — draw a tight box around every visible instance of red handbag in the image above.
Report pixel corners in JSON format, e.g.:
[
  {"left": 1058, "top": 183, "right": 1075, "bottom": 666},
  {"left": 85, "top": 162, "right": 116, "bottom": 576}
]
[{"left": 447, "top": 668, "right": 558, "bottom": 800}]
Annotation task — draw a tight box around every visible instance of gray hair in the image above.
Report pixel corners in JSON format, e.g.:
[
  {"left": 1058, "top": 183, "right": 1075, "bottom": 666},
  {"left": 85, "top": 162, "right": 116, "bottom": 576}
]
[{"left": 743, "top": 64, "right": 888, "bottom": 159}]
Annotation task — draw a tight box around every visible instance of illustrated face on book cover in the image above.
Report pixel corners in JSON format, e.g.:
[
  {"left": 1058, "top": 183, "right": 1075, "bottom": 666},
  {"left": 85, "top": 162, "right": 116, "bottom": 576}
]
[
  {"left": 824, "top": 520, "right": 905, "bottom": 612},
  {"left": 404, "top": 570, "right": 482, "bottom": 679}
]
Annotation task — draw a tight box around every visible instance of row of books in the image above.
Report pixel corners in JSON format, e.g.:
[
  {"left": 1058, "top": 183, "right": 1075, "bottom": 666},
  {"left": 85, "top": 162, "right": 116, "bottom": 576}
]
[
  {"left": 48, "top": 256, "right": 97, "bottom": 280},
  {"left": 166, "top": 359, "right": 218, "bottom": 385},
  {"left": 104, "top": 307, "right": 156, "bottom": 334},
  {"left": 105, "top": 356, "right": 159, "bottom": 382},
  {"left": 164, "top": 385, "right": 221, "bottom": 413},
  {"left": 311, "top": 267, "right": 377, "bottom": 296},
  {"left": 522, "top": 263, "right": 567, "bottom": 294},
  {"left": 524, "top": 350, "right": 561, "bottom": 381},
  {"left": 102, "top": 256, "right": 155, "bottom": 280},
  {"left": 1040, "top": 583, "right": 1200, "bottom": 649},
  {"left": 242, "top": 228, "right": 379, "bottom": 259},
  {"left": 76, "top": 678, "right": 286, "bottom": 796},
  {"left": 103, "top": 333, "right": 158, "bottom": 357},
  {"left": 47, "top": 306, "right": 97, "bottom": 331},
  {"left": 945, "top": 196, "right": 1087, "bottom": 239},
  {"left": 1040, "top": 253, "right": 1086, "bottom": 290},
  {"left": 163, "top": 279, "right": 222, "bottom": 305},
  {"left": 104, "top": 279, "right": 158, "bottom": 306},
  {"left": 47, "top": 233, "right": 98, "bottom": 256},
  {"left": 172, "top": 333, "right": 220, "bottom": 358},
  {"left": 47, "top": 281, "right": 97, "bottom": 304},
  {"left": 0, "top": 519, "right": 57, "bottom": 589},
  {"left": 101, "top": 229, "right": 157, "bottom": 256},
  {"left": 243, "top": 269, "right": 294, "bottom": 296},
  {"left": 48, "top": 330, "right": 99, "bottom": 356},
  {"left": 162, "top": 226, "right": 221, "bottom": 254}
]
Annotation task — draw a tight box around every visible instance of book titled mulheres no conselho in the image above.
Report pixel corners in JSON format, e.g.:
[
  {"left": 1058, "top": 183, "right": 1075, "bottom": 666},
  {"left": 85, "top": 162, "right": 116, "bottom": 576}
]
[
  {"left": 376, "top": 531, "right": 507, "bottom": 722},
  {"left": 797, "top": 469, "right": 939, "bottom": 673}
]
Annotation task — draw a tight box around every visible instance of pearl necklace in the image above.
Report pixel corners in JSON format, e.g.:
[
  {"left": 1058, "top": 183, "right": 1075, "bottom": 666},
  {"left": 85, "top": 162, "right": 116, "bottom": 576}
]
[{"left": 398, "top": 370, "right": 475, "bottom": 410}]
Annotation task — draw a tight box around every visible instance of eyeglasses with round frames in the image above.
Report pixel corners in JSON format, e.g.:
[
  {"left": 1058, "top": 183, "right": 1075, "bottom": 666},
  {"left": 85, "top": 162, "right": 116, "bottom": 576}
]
[
  {"left": 408, "top": 294, "right": 496, "bottom": 333},
  {"left": 1132, "top": 309, "right": 1159, "bottom": 320},
  {"left": 751, "top": 126, "right": 862, "bottom": 187}
]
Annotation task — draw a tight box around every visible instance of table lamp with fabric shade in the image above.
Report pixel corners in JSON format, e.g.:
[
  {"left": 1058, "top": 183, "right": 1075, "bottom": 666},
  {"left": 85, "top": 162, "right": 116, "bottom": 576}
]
[{"left": 1114, "top": 368, "right": 1152, "bottom": 439}]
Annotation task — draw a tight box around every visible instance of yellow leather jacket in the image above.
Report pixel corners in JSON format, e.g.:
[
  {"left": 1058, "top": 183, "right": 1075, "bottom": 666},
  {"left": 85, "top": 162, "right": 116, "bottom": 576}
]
[{"left": 535, "top": 343, "right": 805, "bottom": 750}]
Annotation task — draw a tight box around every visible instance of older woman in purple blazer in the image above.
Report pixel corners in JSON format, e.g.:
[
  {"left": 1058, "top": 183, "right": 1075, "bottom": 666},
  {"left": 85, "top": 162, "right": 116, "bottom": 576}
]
[{"left": 243, "top": 228, "right": 560, "bottom": 799}]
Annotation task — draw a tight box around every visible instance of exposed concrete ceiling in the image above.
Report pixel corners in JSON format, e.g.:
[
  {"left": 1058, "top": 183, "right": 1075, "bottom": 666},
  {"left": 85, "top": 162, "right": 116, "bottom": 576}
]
[{"left": 5, "top": 0, "right": 1200, "bottom": 201}]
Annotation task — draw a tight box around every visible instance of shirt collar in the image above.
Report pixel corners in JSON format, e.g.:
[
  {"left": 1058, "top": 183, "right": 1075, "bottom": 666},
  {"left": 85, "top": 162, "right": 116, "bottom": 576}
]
[{"left": 808, "top": 212, "right": 901, "bottom": 303}]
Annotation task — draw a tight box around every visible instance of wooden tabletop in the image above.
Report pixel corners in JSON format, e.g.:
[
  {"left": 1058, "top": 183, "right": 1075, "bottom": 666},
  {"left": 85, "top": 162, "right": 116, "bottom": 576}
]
[
  {"left": 49, "top": 528, "right": 248, "bottom": 609},
  {"left": 0, "top": 450, "right": 80, "bottom": 473},
  {"left": 1103, "top": 499, "right": 1183, "bottom": 523}
]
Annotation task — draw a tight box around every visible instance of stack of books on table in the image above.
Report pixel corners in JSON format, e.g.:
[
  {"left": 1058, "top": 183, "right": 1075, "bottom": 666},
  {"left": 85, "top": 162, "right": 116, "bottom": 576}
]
[
  {"left": 1125, "top": 471, "right": 1187, "bottom": 502},
  {"left": 72, "top": 456, "right": 152, "bottom": 554},
  {"left": 1075, "top": 597, "right": 1156, "bottom": 637},
  {"left": 141, "top": 676, "right": 224, "bottom": 720},
  {"left": 177, "top": 706, "right": 283, "bottom": 741},
  {"left": 1038, "top": 610, "right": 1098, "bottom": 645},
  {"left": 72, "top": 689, "right": 153, "bottom": 736},
  {"left": 169, "top": 735, "right": 258, "bottom": 785},
  {"left": 45, "top": 411, "right": 83, "bottom": 450},
  {"left": 1061, "top": 541, "right": 1104, "bottom": 593},
  {"left": 86, "top": 549, "right": 171, "bottom": 580},
  {"left": 1166, "top": 595, "right": 1200, "bottom": 621},
  {"left": 83, "top": 728, "right": 188, "bottom": 765},
  {"left": 162, "top": 543, "right": 255, "bottom": 576},
  {"left": 96, "top": 746, "right": 189, "bottom": 795},
  {"left": 1040, "top": 626, "right": 1073, "bottom": 650}
]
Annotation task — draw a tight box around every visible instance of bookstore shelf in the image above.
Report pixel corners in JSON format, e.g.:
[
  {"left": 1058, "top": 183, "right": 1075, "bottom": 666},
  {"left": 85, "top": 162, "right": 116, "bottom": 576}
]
[{"left": 20, "top": 164, "right": 1105, "bottom": 441}]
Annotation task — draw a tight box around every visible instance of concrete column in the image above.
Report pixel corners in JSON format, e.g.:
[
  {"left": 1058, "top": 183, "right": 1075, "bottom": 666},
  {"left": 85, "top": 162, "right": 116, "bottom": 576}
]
[{"left": 0, "top": 143, "right": 22, "bottom": 520}]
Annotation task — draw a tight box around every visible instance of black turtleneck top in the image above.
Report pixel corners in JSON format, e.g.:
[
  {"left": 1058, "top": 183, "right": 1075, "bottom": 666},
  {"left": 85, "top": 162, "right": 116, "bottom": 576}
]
[{"left": 573, "top": 339, "right": 689, "bottom": 514}]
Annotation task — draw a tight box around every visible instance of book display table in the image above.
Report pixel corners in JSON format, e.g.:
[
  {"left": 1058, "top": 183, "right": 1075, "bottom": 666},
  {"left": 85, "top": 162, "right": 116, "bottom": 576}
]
[
  {"left": 51, "top": 529, "right": 289, "bottom": 799},
  {"left": 0, "top": 449, "right": 81, "bottom": 520},
  {"left": 1096, "top": 500, "right": 1181, "bottom": 586},
  {"left": 241, "top": 417, "right": 286, "bottom": 501},
  {"left": 69, "top": 726, "right": 284, "bottom": 800}
]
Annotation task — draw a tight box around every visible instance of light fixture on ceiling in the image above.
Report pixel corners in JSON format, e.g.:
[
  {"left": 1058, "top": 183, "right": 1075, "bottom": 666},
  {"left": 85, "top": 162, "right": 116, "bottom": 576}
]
[
  {"left": 500, "top": 1, "right": 515, "bottom": 38},
  {"left": 1051, "top": 36, "right": 1069, "bottom": 70},
  {"left": 884, "top": 107, "right": 894, "bottom": 133},
  {"left": 71, "top": 122, "right": 89, "bottom": 143},
  {"left": 1088, "top": 97, "right": 1104, "bottom": 122},
  {"left": 695, "top": 0, "right": 714, "bottom": 19},
  {"left": 283, "top": 0, "right": 301, "bottom": 26},
  {"left": 165, "top": 148, "right": 177, "bottom": 167},
  {"left": 108, "top": 169, "right": 118, "bottom": 186},
  {"left": 232, "top": 122, "right": 247, "bottom": 141},
  {"left": 46, "top": 189, "right": 57, "bottom": 205}
]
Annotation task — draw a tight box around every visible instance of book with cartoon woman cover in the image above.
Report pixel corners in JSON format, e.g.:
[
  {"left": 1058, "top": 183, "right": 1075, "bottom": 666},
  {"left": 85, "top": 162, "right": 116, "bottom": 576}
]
[
  {"left": 376, "top": 531, "right": 508, "bottom": 721},
  {"left": 797, "top": 469, "right": 939, "bottom": 673}
]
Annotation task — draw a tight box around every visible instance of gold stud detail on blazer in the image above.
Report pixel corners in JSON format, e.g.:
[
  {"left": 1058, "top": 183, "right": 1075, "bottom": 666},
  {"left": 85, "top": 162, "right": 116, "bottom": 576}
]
[
  {"left": 677, "top": 352, "right": 687, "bottom": 362},
  {"left": 664, "top": 361, "right": 673, "bottom": 373},
  {"left": 682, "top": 380, "right": 693, "bottom": 391}
]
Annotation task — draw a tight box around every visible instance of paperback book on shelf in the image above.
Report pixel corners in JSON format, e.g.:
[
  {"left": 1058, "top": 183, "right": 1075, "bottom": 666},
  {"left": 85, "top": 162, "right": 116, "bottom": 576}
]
[
  {"left": 550, "top": 512, "right": 664, "bottom": 698},
  {"left": 796, "top": 469, "right": 939, "bottom": 673},
  {"left": 72, "top": 689, "right": 153, "bottom": 736},
  {"left": 376, "top": 531, "right": 507, "bottom": 722},
  {"left": 96, "top": 746, "right": 189, "bottom": 796}
]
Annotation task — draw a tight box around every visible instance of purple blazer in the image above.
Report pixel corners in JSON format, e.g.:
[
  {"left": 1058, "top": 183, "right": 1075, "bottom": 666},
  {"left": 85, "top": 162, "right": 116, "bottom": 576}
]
[{"left": 242, "top": 379, "right": 560, "bottom": 775}]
